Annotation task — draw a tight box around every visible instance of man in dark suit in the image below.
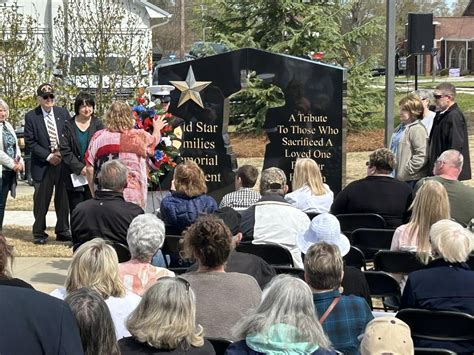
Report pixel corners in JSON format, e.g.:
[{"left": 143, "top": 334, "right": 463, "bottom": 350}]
[{"left": 24, "top": 83, "right": 71, "bottom": 244}]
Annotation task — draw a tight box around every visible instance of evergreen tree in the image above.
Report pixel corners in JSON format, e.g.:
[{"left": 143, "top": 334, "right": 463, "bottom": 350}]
[{"left": 199, "top": 0, "right": 384, "bottom": 130}]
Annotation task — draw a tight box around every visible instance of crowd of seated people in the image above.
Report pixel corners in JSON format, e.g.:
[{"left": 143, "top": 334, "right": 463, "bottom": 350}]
[{"left": 2, "top": 146, "right": 473, "bottom": 355}]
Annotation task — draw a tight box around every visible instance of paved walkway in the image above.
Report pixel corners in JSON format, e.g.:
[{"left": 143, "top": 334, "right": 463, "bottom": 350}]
[{"left": 12, "top": 257, "right": 70, "bottom": 294}]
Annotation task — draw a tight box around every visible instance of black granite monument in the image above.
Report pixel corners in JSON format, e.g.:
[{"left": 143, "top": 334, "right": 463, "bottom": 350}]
[{"left": 158, "top": 48, "right": 345, "bottom": 202}]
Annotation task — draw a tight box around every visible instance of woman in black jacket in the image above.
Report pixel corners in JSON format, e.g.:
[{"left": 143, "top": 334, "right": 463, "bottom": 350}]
[{"left": 60, "top": 92, "right": 104, "bottom": 215}]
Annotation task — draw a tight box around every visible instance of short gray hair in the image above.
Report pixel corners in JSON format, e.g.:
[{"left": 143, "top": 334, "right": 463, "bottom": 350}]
[
  {"left": 232, "top": 274, "right": 332, "bottom": 349},
  {"left": 98, "top": 160, "right": 128, "bottom": 191},
  {"left": 438, "top": 149, "right": 463, "bottom": 170},
  {"left": 127, "top": 214, "right": 166, "bottom": 261},
  {"left": 430, "top": 219, "right": 474, "bottom": 263},
  {"left": 412, "top": 89, "right": 433, "bottom": 103},
  {"left": 0, "top": 99, "right": 9, "bottom": 119}
]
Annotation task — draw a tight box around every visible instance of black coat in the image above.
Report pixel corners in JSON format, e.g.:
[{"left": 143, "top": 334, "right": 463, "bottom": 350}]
[
  {"left": 71, "top": 190, "right": 144, "bottom": 247},
  {"left": 428, "top": 103, "right": 471, "bottom": 180},
  {"left": 0, "top": 286, "right": 83, "bottom": 355},
  {"left": 60, "top": 116, "right": 104, "bottom": 190},
  {"left": 24, "top": 105, "right": 71, "bottom": 181}
]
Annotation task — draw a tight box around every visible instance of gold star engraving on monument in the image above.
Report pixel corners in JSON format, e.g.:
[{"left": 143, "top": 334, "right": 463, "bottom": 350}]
[{"left": 170, "top": 66, "right": 212, "bottom": 108}]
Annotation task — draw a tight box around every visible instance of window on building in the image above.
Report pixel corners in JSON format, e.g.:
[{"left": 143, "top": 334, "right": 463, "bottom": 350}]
[
  {"left": 449, "top": 47, "right": 458, "bottom": 68},
  {"left": 459, "top": 47, "right": 466, "bottom": 71}
]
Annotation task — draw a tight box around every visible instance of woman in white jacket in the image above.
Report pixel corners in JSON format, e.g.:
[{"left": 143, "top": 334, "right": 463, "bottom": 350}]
[
  {"left": 285, "top": 158, "right": 333, "bottom": 214},
  {"left": 0, "top": 99, "right": 23, "bottom": 231}
]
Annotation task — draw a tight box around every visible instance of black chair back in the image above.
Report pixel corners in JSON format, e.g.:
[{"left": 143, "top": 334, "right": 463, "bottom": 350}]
[
  {"left": 374, "top": 250, "right": 426, "bottom": 274},
  {"left": 343, "top": 246, "right": 366, "bottom": 270},
  {"left": 351, "top": 228, "right": 395, "bottom": 259},
  {"left": 161, "top": 235, "right": 191, "bottom": 268},
  {"left": 306, "top": 212, "right": 320, "bottom": 220},
  {"left": 467, "top": 253, "right": 474, "bottom": 269},
  {"left": 236, "top": 243, "right": 294, "bottom": 266},
  {"left": 273, "top": 266, "right": 304, "bottom": 279},
  {"left": 364, "top": 270, "right": 401, "bottom": 311},
  {"left": 336, "top": 213, "right": 386, "bottom": 237},
  {"left": 414, "top": 348, "right": 456, "bottom": 355},
  {"left": 207, "top": 338, "right": 232, "bottom": 355},
  {"left": 397, "top": 308, "right": 474, "bottom": 342},
  {"left": 112, "top": 242, "right": 131, "bottom": 263}
]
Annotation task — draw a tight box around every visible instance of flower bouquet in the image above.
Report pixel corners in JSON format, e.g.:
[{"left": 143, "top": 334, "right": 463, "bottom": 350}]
[{"left": 130, "top": 93, "right": 181, "bottom": 190}]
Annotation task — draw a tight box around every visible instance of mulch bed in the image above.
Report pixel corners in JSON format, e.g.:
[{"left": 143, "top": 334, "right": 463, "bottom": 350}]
[{"left": 230, "top": 130, "right": 384, "bottom": 158}]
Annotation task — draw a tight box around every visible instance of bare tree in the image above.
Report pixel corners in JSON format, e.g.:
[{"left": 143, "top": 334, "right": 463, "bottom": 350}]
[
  {"left": 53, "top": 0, "right": 151, "bottom": 114},
  {"left": 0, "top": 2, "right": 44, "bottom": 126}
]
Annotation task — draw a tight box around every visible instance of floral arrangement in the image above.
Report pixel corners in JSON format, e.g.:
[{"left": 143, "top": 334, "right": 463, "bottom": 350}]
[{"left": 130, "top": 94, "right": 181, "bottom": 189}]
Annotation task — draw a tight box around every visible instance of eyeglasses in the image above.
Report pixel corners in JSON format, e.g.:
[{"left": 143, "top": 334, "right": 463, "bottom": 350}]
[
  {"left": 158, "top": 276, "right": 190, "bottom": 293},
  {"left": 433, "top": 94, "right": 448, "bottom": 100},
  {"left": 41, "top": 94, "right": 55, "bottom": 100}
]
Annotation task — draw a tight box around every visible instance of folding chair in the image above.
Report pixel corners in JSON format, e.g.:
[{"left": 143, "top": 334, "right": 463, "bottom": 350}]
[
  {"left": 336, "top": 213, "right": 386, "bottom": 238},
  {"left": 273, "top": 266, "right": 304, "bottom": 280},
  {"left": 397, "top": 309, "right": 474, "bottom": 352},
  {"left": 236, "top": 243, "right": 294, "bottom": 267},
  {"left": 374, "top": 250, "right": 426, "bottom": 274},
  {"left": 351, "top": 228, "right": 395, "bottom": 260},
  {"left": 206, "top": 338, "right": 232, "bottom": 355},
  {"left": 364, "top": 270, "right": 401, "bottom": 311},
  {"left": 161, "top": 235, "right": 193, "bottom": 268},
  {"left": 111, "top": 242, "right": 131, "bottom": 263},
  {"left": 343, "top": 246, "right": 366, "bottom": 270}
]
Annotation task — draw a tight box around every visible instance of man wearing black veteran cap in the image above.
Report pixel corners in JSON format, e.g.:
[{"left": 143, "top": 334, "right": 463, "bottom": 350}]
[
  {"left": 240, "top": 167, "right": 310, "bottom": 268},
  {"left": 24, "top": 83, "right": 71, "bottom": 244}
]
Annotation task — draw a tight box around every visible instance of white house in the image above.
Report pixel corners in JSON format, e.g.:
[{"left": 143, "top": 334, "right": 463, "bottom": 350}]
[{"left": 1, "top": 0, "right": 171, "bottom": 74}]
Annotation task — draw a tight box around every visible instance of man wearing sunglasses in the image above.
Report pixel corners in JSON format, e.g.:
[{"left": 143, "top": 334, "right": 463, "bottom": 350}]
[
  {"left": 24, "top": 83, "right": 72, "bottom": 244},
  {"left": 428, "top": 82, "right": 471, "bottom": 181}
]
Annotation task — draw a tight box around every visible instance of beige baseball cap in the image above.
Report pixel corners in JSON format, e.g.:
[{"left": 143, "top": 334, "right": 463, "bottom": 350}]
[{"left": 360, "top": 317, "right": 414, "bottom": 355}]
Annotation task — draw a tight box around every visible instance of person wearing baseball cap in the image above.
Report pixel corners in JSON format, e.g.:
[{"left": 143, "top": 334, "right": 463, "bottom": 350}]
[
  {"left": 360, "top": 317, "right": 414, "bottom": 355},
  {"left": 24, "top": 83, "right": 72, "bottom": 244},
  {"left": 240, "top": 167, "right": 310, "bottom": 268}
]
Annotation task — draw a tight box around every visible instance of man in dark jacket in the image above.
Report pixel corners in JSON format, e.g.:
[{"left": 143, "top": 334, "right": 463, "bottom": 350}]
[
  {"left": 0, "top": 286, "right": 83, "bottom": 354},
  {"left": 24, "top": 83, "right": 71, "bottom": 244},
  {"left": 428, "top": 82, "right": 471, "bottom": 180},
  {"left": 71, "top": 159, "right": 143, "bottom": 249}
]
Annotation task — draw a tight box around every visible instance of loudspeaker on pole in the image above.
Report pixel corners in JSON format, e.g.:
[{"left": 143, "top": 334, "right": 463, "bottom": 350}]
[{"left": 407, "top": 13, "right": 434, "bottom": 55}]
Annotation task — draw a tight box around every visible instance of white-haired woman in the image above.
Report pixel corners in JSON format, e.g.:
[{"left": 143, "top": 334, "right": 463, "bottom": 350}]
[
  {"left": 119, "top": 277, "right": 215, "bottom": 354},
  {"left": 0, "top": 99, "right": 23, "bottom": 231},
  {"left": 119, "top": 214, "right": 174, "bottom": 296},
  {"left": 50, "top": 238, "right": 141, "bottom": 339},
  {"left": 285, "top": 158, "right": 333, "bottom": 214},
  {"left": 400, "top": 219, "right": 474, "bottom": 353},
  {"left": 412, "top": 89, "right": 435, "bottom": 136},
  {"left": 226, "top": 274, "right": 336, "bottom": 354}
]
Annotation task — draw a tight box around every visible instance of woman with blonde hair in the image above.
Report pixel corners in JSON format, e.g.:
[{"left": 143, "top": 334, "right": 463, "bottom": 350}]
[
  {"left": 119, "top": 277, "right": 215, "bottom": 354},
  {"left": 226, "top": 274, "right": 335, "bottom": 354},
  {"left": 86, "top": 100, "right": 167, "bottom": 208},
  {"left": 285, "top": 158, "right": 333, "bottom": 213},
  {"left": 50, "top": 238, "right": 141, "bottom": 339},
  {"left": 390, "top": 94, "right": 428, "bottom": 186},
  {"left": 160, "top": 160, "right": 217, "bottom": 234},
  {"left": 391, "top": 180, "right": 450, "bottom": 264}
]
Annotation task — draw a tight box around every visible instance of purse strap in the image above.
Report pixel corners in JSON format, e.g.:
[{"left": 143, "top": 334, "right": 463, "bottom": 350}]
[{"left": 319, "top": 296, "right": 341, "bottom": 325}]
